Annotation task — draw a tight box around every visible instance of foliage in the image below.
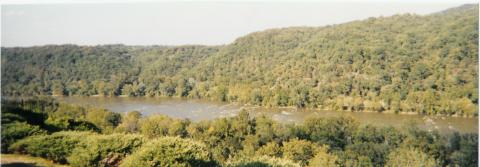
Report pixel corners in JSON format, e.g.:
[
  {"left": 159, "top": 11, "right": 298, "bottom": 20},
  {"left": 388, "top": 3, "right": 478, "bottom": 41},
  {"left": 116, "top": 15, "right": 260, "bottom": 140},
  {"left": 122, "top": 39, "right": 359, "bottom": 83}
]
[
  {"left": 256, "top": 142, "right": 282, "bottom": 158},
  {"left": 2, "top": 5, "right": 478, "bottom": 116},
  {"left": 282, "top": 139, "right": 319, "bottom": 166},
  {"left": 85, "top": 108, "right": 121, "bottom": 133},
  {"left": 307, "top": 146, "right": 339, "bottom": 167},
  {"left": 385, "top": 147, "right": 437, "bottom": 167},
  {"left": 119, "top": 136, "right": 216, "bottom": 167},
  {"left": 1, "top": 122, "right": 46, "bottom": 152},
  {"left": 2, "top": 98, "right": 478, "bottom": 167},
  {"left": 226, "top": 156, "right": 300, "bottom": 167},
  {"left": 115, "top": 111, "right": 142, "bottom": 133},
  {"left": 448, "top": 132, "right": 478, "bottom": 167},
  {"left": 9, "top": 131, "right": 95, "bottom": 163},
  {"left": 139, "top": 115, "right": 190, "bottom": 138},
  {"left": 1, "top": 97, "right": 122, "bottom": 134},
  {"left": 67, "top": 134, "right": 145, "bottom": 167},
  {"left": 302, "top": 116, "right": 358, "bottom": 150}
]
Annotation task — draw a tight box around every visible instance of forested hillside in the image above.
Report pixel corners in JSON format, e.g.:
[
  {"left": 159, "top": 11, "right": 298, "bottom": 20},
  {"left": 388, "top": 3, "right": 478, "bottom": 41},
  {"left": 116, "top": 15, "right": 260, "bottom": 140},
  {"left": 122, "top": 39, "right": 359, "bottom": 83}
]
[{"left": 2, "top": 4, "right": 478, "bottom": 116}]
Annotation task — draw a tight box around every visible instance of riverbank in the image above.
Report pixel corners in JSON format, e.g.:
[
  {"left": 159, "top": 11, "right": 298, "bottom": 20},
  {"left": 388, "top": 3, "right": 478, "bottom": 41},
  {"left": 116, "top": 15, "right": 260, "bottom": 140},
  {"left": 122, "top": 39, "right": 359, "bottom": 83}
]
[
  {"left": 52, "top": 96, "right": 478, "bottom": 134},
  {"left": 57, "top": 95, "right": 480, "bottom": 118},
  {"left": 5, "top": 95, "right": 478, "bottom": 118}
]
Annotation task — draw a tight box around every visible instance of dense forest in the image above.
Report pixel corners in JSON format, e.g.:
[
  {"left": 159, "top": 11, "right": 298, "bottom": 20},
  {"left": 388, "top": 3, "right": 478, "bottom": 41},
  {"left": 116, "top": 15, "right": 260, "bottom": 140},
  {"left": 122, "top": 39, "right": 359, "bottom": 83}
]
[
  {"left": 2, "top": 5, "right": 478, "bottom": 116},
  {"left": 1, "top": 97, "right": 478, "bottom": 167}
]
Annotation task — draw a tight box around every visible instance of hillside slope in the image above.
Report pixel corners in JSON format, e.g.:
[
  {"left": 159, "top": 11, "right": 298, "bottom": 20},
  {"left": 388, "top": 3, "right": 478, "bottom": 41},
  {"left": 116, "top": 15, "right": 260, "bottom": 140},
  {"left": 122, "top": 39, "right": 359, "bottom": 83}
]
[{"left": 2, "top": 4, "right": 478, "bottom": 116}]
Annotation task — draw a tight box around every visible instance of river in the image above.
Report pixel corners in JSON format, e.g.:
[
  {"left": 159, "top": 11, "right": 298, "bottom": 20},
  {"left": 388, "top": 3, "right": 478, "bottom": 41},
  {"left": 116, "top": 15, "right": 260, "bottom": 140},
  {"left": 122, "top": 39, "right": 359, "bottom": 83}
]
[{"left": 56, "top": 96, "right": 478, "bottom": 134}]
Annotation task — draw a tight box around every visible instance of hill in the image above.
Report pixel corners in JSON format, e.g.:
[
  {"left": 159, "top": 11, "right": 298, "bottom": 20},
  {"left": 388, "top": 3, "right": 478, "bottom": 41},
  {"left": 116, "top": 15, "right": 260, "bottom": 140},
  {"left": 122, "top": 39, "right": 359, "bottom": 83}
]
[{"left": 2, "top": 4, "right": 478, "bottom": 116}]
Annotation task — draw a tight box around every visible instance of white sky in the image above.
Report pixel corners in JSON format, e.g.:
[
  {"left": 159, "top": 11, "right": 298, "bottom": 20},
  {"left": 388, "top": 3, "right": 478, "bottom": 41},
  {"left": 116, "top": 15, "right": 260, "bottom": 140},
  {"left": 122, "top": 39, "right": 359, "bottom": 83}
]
[{"left": 1, "top": 1, "right": 477, "bottom": 47}]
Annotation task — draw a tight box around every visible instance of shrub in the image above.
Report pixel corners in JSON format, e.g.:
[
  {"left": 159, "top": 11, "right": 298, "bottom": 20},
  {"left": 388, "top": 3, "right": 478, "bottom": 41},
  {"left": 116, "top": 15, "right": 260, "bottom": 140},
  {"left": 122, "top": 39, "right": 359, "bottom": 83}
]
[
  {"left": 120, "top": 136, "right": 216, "bottom": 167},
  {"left": 86, "top": 108, "right": 121, "bottom": 133},
  {"left": 46, "top": 118, "right": 101, "bottom": 132},
  {"left": 385, "top": 147, "right": 437, "bottom": 167},
  {"left": 115, "top": 111, "right": 142, "bottom": 133},
  {"left": 302, "top": 116, "right": 358, "bottom": 150},
  {"left": 307, "top": 146, "right": 339, "bottom": 167},
  {"left": 256, "top": 142, "right": 282, "bottom": 157},
  {"left": 1, "top": 122, "right": 46, "bottom": 153},
  {"left": 9, "top": 131, "right": 95, "bottom": 163},
  {"left": 139, "top": 115, "right": 175, "bottom": 138},
  {"left": 67, "top": 134, "right": 145, "bottom": 167},
  {"left": 226, "top": 156, "right": 300, "bottom": 167},
  {"left": 168, "top": 119, "right": 191, "bottom": 137},
  {"left": 1, "top": 105, "right": 48, "bottom": 126},
  {"left": 282, "top": 139, "right": 319, "bottom": 166},
  {"left": 448, "top": 133, "right": 478, "bottom": 167},
  {"left": 342, "top": 142, "right": 389, "bottom": 166}
]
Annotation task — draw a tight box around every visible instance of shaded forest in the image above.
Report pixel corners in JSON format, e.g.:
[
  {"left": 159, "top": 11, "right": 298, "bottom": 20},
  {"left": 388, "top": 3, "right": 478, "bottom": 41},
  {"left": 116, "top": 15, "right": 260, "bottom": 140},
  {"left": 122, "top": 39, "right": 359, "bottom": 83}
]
[{"left": 2, "top": 4, "right": 478, "bottom": 116}]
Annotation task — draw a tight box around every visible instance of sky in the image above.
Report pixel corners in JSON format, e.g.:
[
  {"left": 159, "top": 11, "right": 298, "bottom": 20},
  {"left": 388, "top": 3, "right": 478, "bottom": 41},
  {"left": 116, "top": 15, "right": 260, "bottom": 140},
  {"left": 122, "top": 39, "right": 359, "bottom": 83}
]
[{"left": 1, "top": 1, "right": 477, "bottom": 47}]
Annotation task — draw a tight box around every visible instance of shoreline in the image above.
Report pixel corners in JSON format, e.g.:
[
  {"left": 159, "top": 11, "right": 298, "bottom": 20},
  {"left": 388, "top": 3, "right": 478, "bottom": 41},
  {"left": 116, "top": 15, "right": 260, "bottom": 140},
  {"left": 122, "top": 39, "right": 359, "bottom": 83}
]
[
  {"left": 5, "top": 95, "right": 477, "bottom": 134},
  {"left": 4, "top": 95, "right": 478, "bottom": 118}
]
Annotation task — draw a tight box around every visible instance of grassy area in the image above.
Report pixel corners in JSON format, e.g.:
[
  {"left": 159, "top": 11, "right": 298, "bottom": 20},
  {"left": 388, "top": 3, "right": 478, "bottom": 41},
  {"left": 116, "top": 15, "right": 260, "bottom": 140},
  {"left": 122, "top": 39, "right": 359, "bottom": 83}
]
[{"left": 1, "top": 154, "right": 68, "bottom": 167}]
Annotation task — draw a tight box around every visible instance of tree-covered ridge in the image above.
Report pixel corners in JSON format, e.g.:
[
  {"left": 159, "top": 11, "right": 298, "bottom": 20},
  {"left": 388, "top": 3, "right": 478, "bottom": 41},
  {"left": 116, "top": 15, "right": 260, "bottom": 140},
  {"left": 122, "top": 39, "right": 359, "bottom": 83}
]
[
  {"left": 1, "top": 4, "right": 478, "bottom": 116},
  {"left": 1, "top": 45, "right": 219, "bottom": 97}
]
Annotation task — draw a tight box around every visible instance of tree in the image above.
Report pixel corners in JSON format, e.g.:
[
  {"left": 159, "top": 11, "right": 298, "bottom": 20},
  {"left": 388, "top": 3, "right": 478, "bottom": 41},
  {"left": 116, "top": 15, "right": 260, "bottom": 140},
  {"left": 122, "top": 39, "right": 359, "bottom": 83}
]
[
  {"left": 385, "top": 147, "right": 437, "bottom": 167},
  {"left": 308, "top": 146, "right": 339, "bottom": 167},
  {"left": 120, "top": 137, "right": 216, "bottom": 167},
  {"left": 302, "top": 116, "right": 358, "bottom": 149},
  {"left": 67, "top": 134, "right": 145, "bottom": 167},
  {"left": 256, "top": 142, "right": 282, "bottom": 158},
  {"left": 1, "top": 4, "right": 478, "bottom": 116},
  {"left": 226, "top": 156, "right": 300, "bottom": 167},
  {"left": 116, "top": 111, "right": 142, "bottom": 133},
  {"left": 168, "top": 119, "right": 190, "bottom": 137},
  {"left": 282, "top": 139, "right": 318, "bottom": 166},
  {"left": 139, "top": 115, "right": 173, "bottom": 138},
  {"left": 449, "top": 133, "right": 478, "bottom": 167},
  {"left": 85, "top": 108, "right": 121, "bottom": 133},
  {"left": 255, "top": 115, "right": 275, "bottom": 144}
]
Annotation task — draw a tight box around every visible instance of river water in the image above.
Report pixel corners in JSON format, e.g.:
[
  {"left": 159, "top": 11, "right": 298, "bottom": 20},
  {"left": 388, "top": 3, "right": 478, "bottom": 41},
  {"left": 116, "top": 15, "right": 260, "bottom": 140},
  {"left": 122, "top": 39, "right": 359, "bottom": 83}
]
[{"left": 56, "top": 96, "right": 478, "bottom": 134}]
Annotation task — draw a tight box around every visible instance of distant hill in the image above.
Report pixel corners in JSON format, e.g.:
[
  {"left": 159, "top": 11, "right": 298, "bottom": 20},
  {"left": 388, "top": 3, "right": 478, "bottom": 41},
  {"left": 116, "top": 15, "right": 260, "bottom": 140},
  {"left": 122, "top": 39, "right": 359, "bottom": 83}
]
[{"left": 2, "top": 4, "right": 478, "bottom": 116}]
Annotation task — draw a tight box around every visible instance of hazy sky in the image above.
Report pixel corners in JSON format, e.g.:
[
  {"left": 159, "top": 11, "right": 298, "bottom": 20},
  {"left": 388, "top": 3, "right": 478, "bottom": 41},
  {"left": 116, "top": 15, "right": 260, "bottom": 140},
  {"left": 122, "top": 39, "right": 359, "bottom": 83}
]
[{"left": 1, "top": 1, "right": 476, "bottom": 47}]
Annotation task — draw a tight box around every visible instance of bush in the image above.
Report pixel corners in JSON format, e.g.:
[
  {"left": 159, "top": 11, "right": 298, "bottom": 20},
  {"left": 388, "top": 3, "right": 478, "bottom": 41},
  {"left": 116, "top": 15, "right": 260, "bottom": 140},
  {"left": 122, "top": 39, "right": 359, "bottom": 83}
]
[
  {"left": 282, "top": 139, "right": 319, "bottom": 166},
  {"left": 1, "top": 105, "right": 48, "bottom": 126},
  {"left": 302, "top": 116, "right": 358, "bottom": 150},
  {"left": 385, "top": 147, "right": 437, "bottom": 167},
  {"left": 1, "top": 122, "right": 46, "bottom": 153},
  {"left": 9, "top": 131, "right": 95, "bottom": 163},
  {"left": 67, "top": 134, "right": 145, "bottom": 167},
  {"left": 115, "top": 111, "right": 142, "bottom": 133},
  {"left": 449, "top": 133, "right": 478, "bottom": 167},
  {"left": 139, "top": 115, "right": 173, "bottom": 138},
  {"left": 46, "top": 118, "right": 101, "bottom": 132},
  {"left": 307, "top": 146, "right": 339, "bottom": 167},
  {"left": 120, "top": 136, "right": 216, "bottom": 167},
  {"left": 226, "top": 156, "right": 300, "bottom": 167},
  {"left": 256, "top": 142, "right": 282, "bottom": 157},
  {"left": 168, "top": 119, "right": 191, "bottom": 137},
  {"left": 86, "top": 108, "right": 121, "bottom": 133}
]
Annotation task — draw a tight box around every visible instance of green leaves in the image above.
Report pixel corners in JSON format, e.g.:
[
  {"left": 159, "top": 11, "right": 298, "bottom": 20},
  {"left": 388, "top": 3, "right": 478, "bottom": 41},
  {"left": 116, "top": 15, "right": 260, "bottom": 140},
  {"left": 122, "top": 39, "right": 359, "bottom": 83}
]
[
  {"left": 120, "top": 137, "right": 216, "bottom": 167},
  {"left": 2, "top": 5, "right": 478, "bottom": 116},
  {"left": 67, "top": 134, "right": 145, "bottom": 167},
  {"left": 9, "top": 131, "right": 96, "bottom": 163},
  {"left": 3, "top": 98, "right": 477, "bottom": 167},
  {"left": 385, "top": 147, "right": 437, "bottom": 167}
]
